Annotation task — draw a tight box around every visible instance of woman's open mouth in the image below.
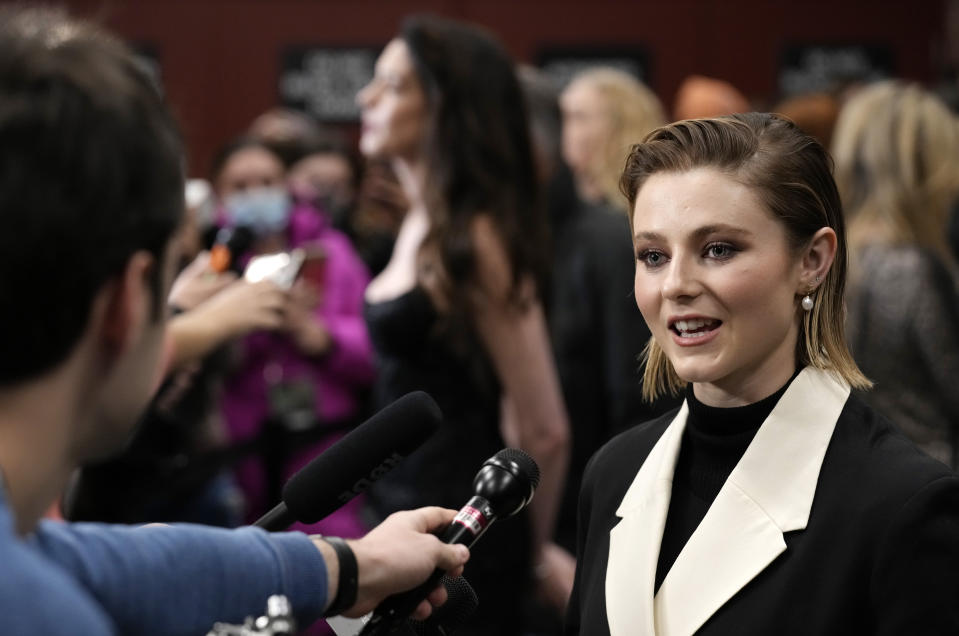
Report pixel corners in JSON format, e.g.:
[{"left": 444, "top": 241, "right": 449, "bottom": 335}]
[{"left": 669, "top": 317, "right": 722, "bottom": 344}]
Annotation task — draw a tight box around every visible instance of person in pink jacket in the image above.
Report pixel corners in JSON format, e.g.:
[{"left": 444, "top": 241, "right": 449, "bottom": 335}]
[{"left": 213, "top": 137, "right": 376, "bottom": 538}]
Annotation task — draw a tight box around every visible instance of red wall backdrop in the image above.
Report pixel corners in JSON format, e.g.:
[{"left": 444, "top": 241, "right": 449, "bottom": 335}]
[{"left": 28, "top": 0, "right": 947, "bottom": 177}]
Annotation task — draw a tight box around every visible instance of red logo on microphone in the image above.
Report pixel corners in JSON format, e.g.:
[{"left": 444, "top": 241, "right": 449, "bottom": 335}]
[{"left": 452, "top": 505, "right": 489, "bottom": 536}]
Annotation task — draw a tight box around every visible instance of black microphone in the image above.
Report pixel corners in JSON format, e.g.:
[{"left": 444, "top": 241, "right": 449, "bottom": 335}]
[
  {"left": 254, "top": 392, "right": 442, "bottom": 531},
  {"left": 209, "top": 225, "right": 254, "bottom": 274},
  {"left": 359, "top": 448, "right": 540, "bottom": 635},
  {"left": 407, "top": 575, "right": 479, "bottom": 636}
]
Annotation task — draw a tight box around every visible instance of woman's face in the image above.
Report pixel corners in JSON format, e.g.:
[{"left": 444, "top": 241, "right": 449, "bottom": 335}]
[
  {"left": 560, "top": 80, "right": 611, "bottom": 199},
  {"left": 216, "top": 147, "right": 285, "bottom": 199},
  {"left": 356, "top": 39, "right": 428, "bottom": 161},
  {"left": 631, "top": 168, "right": 805, "bottom": 405},
  {"left": 288, "top": 152, "right": 356, "bottom": 211}
]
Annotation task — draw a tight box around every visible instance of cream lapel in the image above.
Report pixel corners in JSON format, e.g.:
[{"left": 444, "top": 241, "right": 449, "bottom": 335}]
[
  {"left": 653, "top": 368, "right": 850, "bottom": 636},
  {"left": 605, "top": 402, "right": 689, "bottom": 636}
]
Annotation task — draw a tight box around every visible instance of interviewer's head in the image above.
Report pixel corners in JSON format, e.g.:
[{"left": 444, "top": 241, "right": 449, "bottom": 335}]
[{"left": 0, "top": 8, "right": 184, "bottom": 456}]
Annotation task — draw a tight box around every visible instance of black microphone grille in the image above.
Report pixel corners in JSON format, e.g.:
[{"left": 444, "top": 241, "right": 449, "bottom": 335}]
[
  {"left": 441, "top": 575, "right": 479, "bottom": 617},
  {"left": 407, "top": 576, "right": 478, "bottom": 636},
  {"left": 493, "top": 448, "right": 540, "bottom": 490}
]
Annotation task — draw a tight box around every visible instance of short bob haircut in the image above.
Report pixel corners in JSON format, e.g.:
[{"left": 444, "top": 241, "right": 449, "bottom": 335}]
[{"left": 620, "top": 112, "right": 870, "bottom": 400}]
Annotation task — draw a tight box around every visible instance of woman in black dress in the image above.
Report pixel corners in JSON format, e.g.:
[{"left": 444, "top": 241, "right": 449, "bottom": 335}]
[{"left": 357, "top": 15, "right": 572, "bottom": 634}]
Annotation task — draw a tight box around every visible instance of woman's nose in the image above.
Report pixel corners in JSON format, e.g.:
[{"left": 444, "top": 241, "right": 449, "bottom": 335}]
[
  {"left": 661, "top": 257, "right": 701, "bottom": 301},
  {"left": 356, "top": 82, "right": 374, "bottom": 108}
]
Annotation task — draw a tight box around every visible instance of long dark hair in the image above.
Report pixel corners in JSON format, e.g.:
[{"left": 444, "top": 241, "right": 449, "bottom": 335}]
[{"left": 400, "top": 15, "right": 546, "bottom": 311}]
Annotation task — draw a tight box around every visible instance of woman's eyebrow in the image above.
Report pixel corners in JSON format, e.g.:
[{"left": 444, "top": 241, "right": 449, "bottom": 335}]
[{"left": 633, "top": 224, "right": 752, "bottom": 243}]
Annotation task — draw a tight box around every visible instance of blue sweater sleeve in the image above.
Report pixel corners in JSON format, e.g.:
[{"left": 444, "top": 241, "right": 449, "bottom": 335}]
[{"left": 32, "top": 521, "right": 328, "bottom": 636}]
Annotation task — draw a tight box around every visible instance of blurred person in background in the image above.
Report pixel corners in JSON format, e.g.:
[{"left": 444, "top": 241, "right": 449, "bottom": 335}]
[
  {"left": 357, "top": 15, "right": 571, "bottom": 634},
  {"left": 287, "top": 136, "right": 364, "bottom": 239},
  {"left": 212, "top": 137, "right": 375, "bottom": 537},
  {"left": 287, "top": 135, "right": 406, "bottom": 278},
  {"left": 772, "top": 92, "right": 841, "bottom": 150},
  {"left": 67, "top": 181, "right": 289, "bottom": 526},
  {"left": 248, "top": 106, "right": 327, "bottom": 167},
  {"left": 672, "top": 74, "right": 750, "bottom": 121},
  {"left": 834, "top": 81, "right": 959, "bottom": 468},
  {"left": 560, "top": 67, "right": 666, "bottom": 211},
  {"left": 520, "top": 67, "right": 678, "bottom": 563},
  {"left": 251, "top": 108, "right": 408, "bottom": 278}
]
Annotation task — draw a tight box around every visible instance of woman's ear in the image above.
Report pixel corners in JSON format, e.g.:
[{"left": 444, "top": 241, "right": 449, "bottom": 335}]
[{"left": 799, "top": 227, "right": 838, "bottom": 292}]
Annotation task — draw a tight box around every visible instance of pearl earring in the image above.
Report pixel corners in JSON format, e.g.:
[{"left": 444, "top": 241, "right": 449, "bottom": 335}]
[{"left": 801, "top": 294, "right": 814, "bottom": 311}]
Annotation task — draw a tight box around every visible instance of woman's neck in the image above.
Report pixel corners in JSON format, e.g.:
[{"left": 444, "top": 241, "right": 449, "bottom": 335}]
[
  {"left": 392, "top": 156, "right": 427, "bottom": 209},
  {"left": 692, "top": 358, "right": 800, "bottom": 408}
]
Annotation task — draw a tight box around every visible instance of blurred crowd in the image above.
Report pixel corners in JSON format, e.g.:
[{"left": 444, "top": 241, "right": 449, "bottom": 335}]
[{"left": 59, "top": 12, "right": 959, "bottom": 636}]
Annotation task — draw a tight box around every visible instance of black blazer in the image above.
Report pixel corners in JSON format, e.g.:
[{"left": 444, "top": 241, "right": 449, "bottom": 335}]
[{"left": 566, "top": 368, "right": 959, "bottom": 635}]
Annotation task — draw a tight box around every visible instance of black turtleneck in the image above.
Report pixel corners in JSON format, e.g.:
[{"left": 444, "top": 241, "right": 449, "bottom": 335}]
[{"left": 654, "top": 370, "right": 800, "bottom": 593}]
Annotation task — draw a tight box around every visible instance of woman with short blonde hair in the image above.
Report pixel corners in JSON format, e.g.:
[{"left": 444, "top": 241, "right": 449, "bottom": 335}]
[
  {"left": 561, "top": 67, "right": 666, "bottom": 211},
  {"left": 567, "top": 113, "right": 959, "bottom": 636}
]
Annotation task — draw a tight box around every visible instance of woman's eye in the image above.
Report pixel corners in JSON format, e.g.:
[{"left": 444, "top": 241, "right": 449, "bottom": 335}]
[
  {"left": 705, "top": 243, "right": 736, "bottom": 259},
  {"left": 637, "top": 250, "right": 666, "bottom": 267}
]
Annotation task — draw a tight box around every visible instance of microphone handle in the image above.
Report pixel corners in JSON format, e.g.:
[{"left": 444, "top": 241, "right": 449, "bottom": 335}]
[
  {"left": 254, "top": 502, "right": 296, "bottom": 531},
  {"left": 359, "top": 497, "right": 495, "bottom": 636}
]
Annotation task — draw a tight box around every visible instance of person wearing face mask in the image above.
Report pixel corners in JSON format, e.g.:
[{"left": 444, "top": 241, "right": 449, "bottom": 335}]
[{"left": 211, "top": 137, "right": 376, "bottom": 540}]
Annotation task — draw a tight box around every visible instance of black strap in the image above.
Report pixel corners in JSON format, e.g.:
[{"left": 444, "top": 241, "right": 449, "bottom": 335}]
[{"left": 322, "top": 536, "right": 358, "bottom": 617}]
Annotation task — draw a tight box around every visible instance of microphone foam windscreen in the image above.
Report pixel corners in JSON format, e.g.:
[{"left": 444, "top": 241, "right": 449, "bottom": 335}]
[{"left": 282, "top": 391, "right": 442, "bottom": 523}]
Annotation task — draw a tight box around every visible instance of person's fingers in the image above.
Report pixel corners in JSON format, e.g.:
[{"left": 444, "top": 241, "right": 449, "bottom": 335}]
[
  {"left": 185, "top": 251, "right": 211, "bottom": 273},
  {"left": 257, "top": 309, "right": 285, "bottom": 331},
  {"left": 411, "top": 599, "right": 433, "bottom": 622},
  {"left": 209, "top": 277, "right": 234, "bottom": 295},
  {"left": 250, "top": 279, "right": 282, "bottom": 295},
  {"left": 408, "top": 506, "right": 458, "bottom": 532},
  {"left": 425, "top": 584, "right": 448, "bottom": 608},
  {"left": 446, "top": 563, "right": 465, "bottom": 579},
  {"left": 433, "top": 543, "right": 470, "bottom": 573}
]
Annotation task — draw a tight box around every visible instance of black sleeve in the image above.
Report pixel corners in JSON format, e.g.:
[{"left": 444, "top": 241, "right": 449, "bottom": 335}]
[
  {"left": 871, "top": 474, "right": 959, "bottom": 634},
  {"left": 564, "top": 449, "right": 603, "bottom": 636}
]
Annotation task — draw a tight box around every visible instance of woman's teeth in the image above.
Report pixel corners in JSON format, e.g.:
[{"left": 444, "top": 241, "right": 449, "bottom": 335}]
[{"left": 674, "top": 318, "right": 720, "bottom": 336}]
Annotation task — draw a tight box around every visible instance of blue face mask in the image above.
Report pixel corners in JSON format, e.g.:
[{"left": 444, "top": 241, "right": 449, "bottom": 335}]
[{"left": 224, "top": 187, "right": 291, "bottom": 235}]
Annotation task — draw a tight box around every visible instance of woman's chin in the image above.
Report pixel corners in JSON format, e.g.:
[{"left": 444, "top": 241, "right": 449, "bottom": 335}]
[{"left": 670, "top": 361, "right": 723, "bottom": 387}]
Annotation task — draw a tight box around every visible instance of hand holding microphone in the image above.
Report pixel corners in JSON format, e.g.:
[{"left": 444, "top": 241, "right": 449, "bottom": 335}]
[
  {"left": 248, "top": 393, "right": 535, "bottom": 632},
  {"left": 358, "top": 448, "right": 540, "bottom": 635},
  {"left": 332, "top": 507, "right": 471, "bottom": 619}
]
